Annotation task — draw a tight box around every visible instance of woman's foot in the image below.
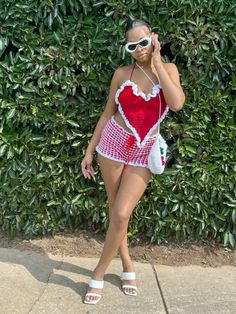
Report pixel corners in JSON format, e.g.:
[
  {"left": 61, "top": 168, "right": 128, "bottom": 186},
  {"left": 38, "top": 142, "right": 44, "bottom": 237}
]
[
  {"left": 84, "top": 277, "right": 104, "bottom": 304},
  {"left": 121, "top": 265, "right": 137, "bottom": 296}
]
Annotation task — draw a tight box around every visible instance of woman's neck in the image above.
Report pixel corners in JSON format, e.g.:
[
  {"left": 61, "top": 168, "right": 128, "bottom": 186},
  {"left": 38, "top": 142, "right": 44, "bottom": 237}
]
[
  {"left": 135, "top": 60, "right": 160, "bottom": 84},
  {"left": 135, "top": 60, "right": 152, "bottom": 70}
]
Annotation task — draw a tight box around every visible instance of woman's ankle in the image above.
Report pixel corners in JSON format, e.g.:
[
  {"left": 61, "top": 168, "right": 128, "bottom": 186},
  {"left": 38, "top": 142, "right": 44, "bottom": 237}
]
[
  {"left": 122, "top": 259, "right": 134, "bottom": 272},
  {"left": 92, "top": 268, "right": 105, "bottom": 281}
]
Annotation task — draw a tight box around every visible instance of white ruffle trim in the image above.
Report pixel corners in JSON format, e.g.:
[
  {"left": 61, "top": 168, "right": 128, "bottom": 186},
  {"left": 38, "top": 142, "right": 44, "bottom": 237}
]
[
  {"left": 95, "top": 146, "right": 150, "bottom": 168},
  {"left": 117, "top": 104, "right": 169, "bottom": 148},
  {"left": 115, "top": 80, "right": 161, "bottom": 103},
  {"left": 116, "top": 81, "right": 169, "bottom": 148}
]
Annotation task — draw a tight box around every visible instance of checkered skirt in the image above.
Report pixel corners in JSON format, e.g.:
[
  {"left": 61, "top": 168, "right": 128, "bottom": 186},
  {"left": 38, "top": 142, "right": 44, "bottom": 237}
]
[{"left": 95, "top": 115, "right": 156, "bottom": 168}]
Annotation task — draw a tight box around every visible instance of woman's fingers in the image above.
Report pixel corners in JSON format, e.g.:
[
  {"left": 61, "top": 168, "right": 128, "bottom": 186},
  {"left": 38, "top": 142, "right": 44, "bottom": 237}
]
[
  {"left": 81, "top": 160, "right": 90, "bottom": 179},
  {"left": 88, "top": 167, "right": 94, "bottom": 177},
  {"left": 85, "top": 169, "right": 91, "bottom": 180},
  {"left": 84, "top": 168, "right": 92, "bottom": 180},
  {"left": 89, "top": 166, "right": 95, "bottom": 177},
  {"left": 152, "top": 33, "right": 157, "bottom": 45},
  {"left": 81, "top": 160, "right": 95, "bottom": 180},
  {"left": 152, "top": 32, "right": 160, "bottom": 51}
]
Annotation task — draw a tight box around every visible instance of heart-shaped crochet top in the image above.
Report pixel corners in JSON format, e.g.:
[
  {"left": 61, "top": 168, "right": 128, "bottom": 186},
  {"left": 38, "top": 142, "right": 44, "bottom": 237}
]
[{"left": 115, "top": 79, "right": 169, "bottom": 148}]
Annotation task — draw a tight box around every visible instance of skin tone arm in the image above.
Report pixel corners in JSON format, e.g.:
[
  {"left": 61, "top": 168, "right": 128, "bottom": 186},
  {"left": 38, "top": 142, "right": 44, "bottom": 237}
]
[
  {"left": 151, "top": 32, "right": 185, "bottom": 111},
  {"left": 81, "top": 68, "right": 121, "bottom": 180}
]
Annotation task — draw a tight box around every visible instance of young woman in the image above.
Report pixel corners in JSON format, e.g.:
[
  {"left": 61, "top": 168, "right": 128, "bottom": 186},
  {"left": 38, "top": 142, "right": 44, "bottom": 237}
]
[{"left": 81, "top": 19, "right": 185, "bottom": 304}]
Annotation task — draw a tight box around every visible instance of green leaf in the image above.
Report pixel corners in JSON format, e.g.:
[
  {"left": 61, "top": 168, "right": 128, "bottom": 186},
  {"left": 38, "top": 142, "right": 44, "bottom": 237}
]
[
  {"left": 67, "top": 120, "right": 80, "bottom": 128},
  {"left": 223, "top": 232, "right": 229, "bottom": 246},
  {"left": 228, "top": 233, "right": 235, "bottom": 248},
  {"left": 41, "top": 156, "right": 56, "bottom": 163},
  {"left": 185, "top": 145, "right": 197, "bottom": 154},
  {"left": 7, "top": 108, "right": 16, "bottom": 119},
  {"left": 0, "top": 144, "right": 8, "bottom": 157},
  {"left": 232, "top": 210, "right": 236, "bottom": 224}
]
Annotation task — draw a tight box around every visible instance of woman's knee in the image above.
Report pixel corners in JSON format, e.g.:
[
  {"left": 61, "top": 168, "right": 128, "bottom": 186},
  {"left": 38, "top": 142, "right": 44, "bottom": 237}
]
[{"left": 110, "top": 207, "right": 130, "bottom": 230}]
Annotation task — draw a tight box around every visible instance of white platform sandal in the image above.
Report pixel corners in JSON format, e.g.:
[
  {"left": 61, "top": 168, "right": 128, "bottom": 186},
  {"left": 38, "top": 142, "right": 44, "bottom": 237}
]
[
  {"left": 120, "top": 272, "right": 138, "bottom": 296},
  {"left": 83, "top": 278, "right": 104, "bottom": 305}
]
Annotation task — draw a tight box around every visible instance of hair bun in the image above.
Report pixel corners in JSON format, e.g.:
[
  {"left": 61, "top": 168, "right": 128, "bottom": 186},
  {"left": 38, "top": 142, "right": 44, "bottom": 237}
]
[{"left": 125, "top": 19, "right": 151, "bottom": 35}]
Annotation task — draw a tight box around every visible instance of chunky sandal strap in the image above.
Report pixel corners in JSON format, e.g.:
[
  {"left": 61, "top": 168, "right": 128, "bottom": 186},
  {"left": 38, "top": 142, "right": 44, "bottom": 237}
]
[
  {"left": 121, "top": 272, "right": 136, "bottom": 280},
  {"left": 89, "top": 279, "right": 104, "bottom": 289},
  {"left": 85, "top": 292, "right": 102, "bottom": 297}
]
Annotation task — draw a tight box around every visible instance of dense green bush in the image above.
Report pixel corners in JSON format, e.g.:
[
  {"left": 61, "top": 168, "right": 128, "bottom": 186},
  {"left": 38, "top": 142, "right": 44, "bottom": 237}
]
[{"left": 0, "top": 0, "right": 235, "bottom": 247}]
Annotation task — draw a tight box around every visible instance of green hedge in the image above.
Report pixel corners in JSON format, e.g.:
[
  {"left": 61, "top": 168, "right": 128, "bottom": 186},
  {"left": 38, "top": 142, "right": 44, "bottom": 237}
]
[{"left": 0, "top": 0, "right": 235, "bottom": 248}]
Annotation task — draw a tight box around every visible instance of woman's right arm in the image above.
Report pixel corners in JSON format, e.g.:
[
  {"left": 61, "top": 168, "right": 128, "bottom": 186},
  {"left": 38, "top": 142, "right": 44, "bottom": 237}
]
[{"left": 81, "top": 67, "right": 123, "bottom": 179}]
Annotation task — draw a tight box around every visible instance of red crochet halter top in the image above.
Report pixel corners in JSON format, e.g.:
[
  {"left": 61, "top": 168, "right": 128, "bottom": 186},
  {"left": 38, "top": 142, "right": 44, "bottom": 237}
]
[{"left": 115, "top": 63, "right": 169, "bottom": 148}]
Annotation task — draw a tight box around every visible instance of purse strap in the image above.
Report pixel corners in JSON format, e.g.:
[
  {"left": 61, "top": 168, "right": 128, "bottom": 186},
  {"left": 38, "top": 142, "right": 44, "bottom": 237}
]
[
  {"left": 135, "top": 62, "right": 162, "bottom": 137},
  {"left": 135, "top": 62, "right": 156, "bottom": 86},
  {"left": 157, "top": 92, "right": 161, "bottom": 136}
]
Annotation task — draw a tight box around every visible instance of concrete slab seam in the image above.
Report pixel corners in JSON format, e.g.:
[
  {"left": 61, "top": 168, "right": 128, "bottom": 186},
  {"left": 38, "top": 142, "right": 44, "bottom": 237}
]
[
  {"left": 150, "top": 263, "right": 169, "bottom": 314},
  {"left": 28, "top": 258, "right": 64, "bottom": 313}
]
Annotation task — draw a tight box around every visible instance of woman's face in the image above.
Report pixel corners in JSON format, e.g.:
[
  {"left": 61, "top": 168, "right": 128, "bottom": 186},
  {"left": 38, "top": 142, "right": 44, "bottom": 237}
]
[{"left": 126, "top": 26, "right": 153, "bottom": 63}]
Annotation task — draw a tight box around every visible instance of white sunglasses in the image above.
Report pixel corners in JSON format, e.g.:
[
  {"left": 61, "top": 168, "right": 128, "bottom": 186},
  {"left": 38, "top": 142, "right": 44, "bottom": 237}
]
[{"left": 125, "top": 36, "right": 152, "bottom": 53}]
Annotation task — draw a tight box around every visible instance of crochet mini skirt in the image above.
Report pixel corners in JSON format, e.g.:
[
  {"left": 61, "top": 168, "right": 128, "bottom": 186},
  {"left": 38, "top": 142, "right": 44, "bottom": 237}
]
[{"left": 95, "top": 115, "right": 156, "bottom": 168}]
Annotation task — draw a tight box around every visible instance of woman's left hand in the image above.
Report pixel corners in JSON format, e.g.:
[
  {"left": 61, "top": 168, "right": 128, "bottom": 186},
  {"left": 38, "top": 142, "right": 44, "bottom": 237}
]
[{"left": 151, "top": 32, "right": 162, "bottom": 68}]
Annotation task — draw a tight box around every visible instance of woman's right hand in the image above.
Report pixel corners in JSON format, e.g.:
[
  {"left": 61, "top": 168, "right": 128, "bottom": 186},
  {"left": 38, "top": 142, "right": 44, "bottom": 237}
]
[{"left": 81, "top": 153, "right": 95, "bottom": 180}]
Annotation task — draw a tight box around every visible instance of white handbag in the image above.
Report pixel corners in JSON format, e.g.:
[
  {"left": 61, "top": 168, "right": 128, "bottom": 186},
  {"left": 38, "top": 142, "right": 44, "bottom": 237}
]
[
  {"left": 148, "top": 92, "right": 168, "bottom": 174},
  {"left": 148, "top": 131, "right": 168, "bottom": 174}
]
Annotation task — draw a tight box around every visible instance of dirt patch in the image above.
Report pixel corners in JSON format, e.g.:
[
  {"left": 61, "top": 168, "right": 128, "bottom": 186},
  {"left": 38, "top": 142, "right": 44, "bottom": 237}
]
[{"left": 0, "top": 228, "right": 235, "bottom": 267}]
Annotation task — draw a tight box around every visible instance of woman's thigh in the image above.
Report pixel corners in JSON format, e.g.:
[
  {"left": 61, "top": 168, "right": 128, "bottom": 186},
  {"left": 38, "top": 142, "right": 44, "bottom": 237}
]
[
  {"left": 97, "top": 154, "right": 124, "bottom": 207},
  {"left": 97, "top": 153, "right": 152, "bottom": 219},
  {"left": 111, "top": 165, "right": 152, "bottom": 221}
]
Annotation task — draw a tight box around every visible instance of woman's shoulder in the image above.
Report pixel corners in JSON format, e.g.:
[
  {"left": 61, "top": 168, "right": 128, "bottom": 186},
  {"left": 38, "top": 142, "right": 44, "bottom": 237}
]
[
  {"left": 162, "top": 62, "right": 179, "bottom": 73},
  {"left": 114, "top": 64, "right": 133, "bottom": 76},
  {"left": 113, "top": 64, "right": 133, "bottom": 85}
]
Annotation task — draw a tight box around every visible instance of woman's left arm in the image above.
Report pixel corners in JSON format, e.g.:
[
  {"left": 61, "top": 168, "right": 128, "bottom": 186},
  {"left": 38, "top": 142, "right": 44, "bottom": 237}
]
[
  {"left": 151, "top": 33, "right": 185, "bottom": 112},
  {"left": 155, "top": 62, "right": 185, "bottom": 111}
]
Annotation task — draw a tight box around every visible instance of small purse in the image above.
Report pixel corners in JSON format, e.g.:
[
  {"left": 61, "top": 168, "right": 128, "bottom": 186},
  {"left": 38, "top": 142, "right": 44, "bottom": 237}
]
[
  {"left": 148, "top": 131, "right": 168, "bottom": 174},
  {"left": 148, "top": 92, "right": 168, "bottom": 174}
]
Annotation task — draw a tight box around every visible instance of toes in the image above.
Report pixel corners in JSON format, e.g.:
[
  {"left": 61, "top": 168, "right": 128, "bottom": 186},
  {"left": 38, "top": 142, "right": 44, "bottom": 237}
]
[
  {"left": 85, "top": 296, "right": 98, "bottom": 302},
  {"left": 85, "top": 295, "right": 99, "bottom": 302},
  {"left": 126, "top": 287, "right": 137, "bottom": 295},
  {"left": 124, "top": 287, "right": 137, "bottom": 295}
]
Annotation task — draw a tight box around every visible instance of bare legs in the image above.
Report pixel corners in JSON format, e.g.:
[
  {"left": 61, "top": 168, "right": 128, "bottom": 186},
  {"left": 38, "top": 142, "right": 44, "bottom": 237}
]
[
  {"left": 98, "top": 157, "right": 134, "bottom": 271},
  {"left": 84, "top": 155, "right": 151, "bottom": 302}
]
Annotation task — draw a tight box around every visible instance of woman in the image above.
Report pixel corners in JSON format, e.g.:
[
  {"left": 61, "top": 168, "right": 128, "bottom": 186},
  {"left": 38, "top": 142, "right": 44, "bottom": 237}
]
[{"left": 81, "top": 19, "right": 185, "bottom": 304}]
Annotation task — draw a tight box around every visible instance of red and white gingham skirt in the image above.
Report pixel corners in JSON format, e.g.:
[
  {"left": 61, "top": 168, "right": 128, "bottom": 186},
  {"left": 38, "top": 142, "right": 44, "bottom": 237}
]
[{"left": 95, "top": 115, "right": 156, "bottom": 168}]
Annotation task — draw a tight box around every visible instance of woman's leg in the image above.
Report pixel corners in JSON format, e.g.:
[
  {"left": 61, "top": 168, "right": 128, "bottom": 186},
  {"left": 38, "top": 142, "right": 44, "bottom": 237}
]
[
  {"left": 97, "top": 155, "right": 137, "bottom": 295},
  {"left": 85, "top": 156, "right": 152, "bottom": 302},
  {"left": 97, "top": 155, "right": 133, "bottom": 268}
]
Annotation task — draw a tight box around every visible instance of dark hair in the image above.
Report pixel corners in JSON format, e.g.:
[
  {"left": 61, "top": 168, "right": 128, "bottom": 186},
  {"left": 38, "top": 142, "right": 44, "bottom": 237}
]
[{"left": 125, "top": 19, "right": 152, "bottom": 36}]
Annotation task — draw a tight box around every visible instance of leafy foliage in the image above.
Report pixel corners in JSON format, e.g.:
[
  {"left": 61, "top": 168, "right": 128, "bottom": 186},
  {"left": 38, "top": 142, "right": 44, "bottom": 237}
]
[{"left": 0, "top": 0, "right": 235, "bottom": 248}]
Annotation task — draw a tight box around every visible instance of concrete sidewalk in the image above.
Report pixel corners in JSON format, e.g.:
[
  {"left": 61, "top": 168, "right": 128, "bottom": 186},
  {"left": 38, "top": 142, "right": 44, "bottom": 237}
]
[{"left": 0, "top": 248, "right": 235, "bottom": 314}]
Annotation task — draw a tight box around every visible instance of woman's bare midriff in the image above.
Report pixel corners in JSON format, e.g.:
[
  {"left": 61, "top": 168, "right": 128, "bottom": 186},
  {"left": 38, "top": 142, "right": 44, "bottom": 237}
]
[{"left": 113, "top": 111, "right": 158, "bottom": 136}]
